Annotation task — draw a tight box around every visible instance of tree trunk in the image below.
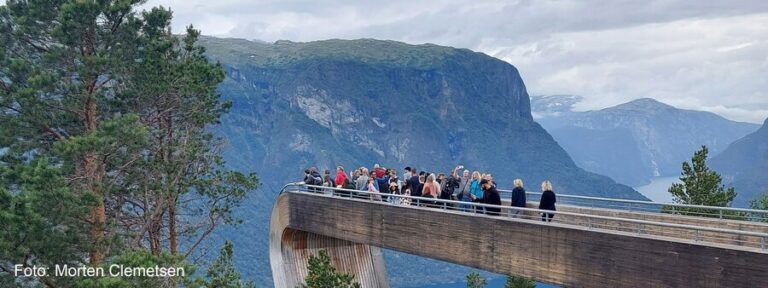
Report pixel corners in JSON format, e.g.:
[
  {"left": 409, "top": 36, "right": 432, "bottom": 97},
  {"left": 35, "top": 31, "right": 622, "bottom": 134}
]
[
  {"left": 84, "top": 95, "right": 105, "bottom": 265},
  {"left": 168, "top": 195, "right": 177, "bottom": 255}
]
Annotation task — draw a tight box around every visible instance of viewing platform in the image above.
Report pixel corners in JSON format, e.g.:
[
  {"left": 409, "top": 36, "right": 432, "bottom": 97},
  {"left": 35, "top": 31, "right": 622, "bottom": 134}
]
[{"left": 270, "top": 183, "right": 768, "bottom": 287}]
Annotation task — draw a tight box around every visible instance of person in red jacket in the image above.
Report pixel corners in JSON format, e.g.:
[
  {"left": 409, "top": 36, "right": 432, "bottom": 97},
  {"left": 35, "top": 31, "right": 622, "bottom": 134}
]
[
  {"left": 335, "top": 166, "right": 347, "bottom": 188},
  {"left": 373, "top": 163, "right": 386, "bottom": 178}
]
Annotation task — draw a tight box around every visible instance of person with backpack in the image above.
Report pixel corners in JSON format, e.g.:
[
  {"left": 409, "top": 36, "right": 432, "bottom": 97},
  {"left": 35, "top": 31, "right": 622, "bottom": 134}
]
[
  {"left": 340, "top": 177, "right": 355, "bottom": 198},
  {"left": 441, "top": 166, "right": 461, "bottom": 201},
  {"left": 303, "top": 168, "right": 323, "bottom": 193},
  {"left": 457, "top": 169, "right": 471, "bottom": 198}
]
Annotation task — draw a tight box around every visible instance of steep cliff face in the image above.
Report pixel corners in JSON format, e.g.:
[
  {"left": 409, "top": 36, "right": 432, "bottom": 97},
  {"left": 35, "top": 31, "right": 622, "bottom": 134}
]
[
  {"left": 710, "top": 118, "right": 768, "bottom": 207},
  {"left": 533, "top": 96, "right": 760, "bottom": 187},
  {"left": 199, "top": 37, "right": 645, "bottom": 286}
]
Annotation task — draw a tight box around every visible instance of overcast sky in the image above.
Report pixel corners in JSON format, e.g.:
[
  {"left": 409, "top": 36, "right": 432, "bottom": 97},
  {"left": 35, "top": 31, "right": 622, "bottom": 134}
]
[{"left": 10, "top": 0, "right": 768, "bottom": 122}]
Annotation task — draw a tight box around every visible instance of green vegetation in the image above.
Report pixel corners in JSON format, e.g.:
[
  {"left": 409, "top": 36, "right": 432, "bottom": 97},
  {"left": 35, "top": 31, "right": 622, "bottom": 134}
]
[
  {"left": 302, "top": 250, "right": 360, "bottom": 288},
  {"left": 664, "top": 146, "right": 740, "bottom": 219},
  {"left": 466, "top": 272, "right": 487, "bottom": 288},
  {"left": 0, "top": 1, "right": 257, "bottom": 286},
  {"left": 750, "top": 191, "right": 768, "bottom": 222},
  {"left": 505, "top": 275, "right": 536, "bottom": 288},
  {"left": 197, "top": 37, "right": 470, "bottom": 69},
  {"left": 195, "top": 241, "right": 255, "bottom": 288}
]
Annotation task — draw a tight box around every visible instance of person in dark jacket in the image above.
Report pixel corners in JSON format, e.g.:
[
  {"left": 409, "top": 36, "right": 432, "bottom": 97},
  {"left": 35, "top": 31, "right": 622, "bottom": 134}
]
[
  {"left": 539, "top": 180, "right": 557, "bottom": 222},
  {"left": 323, "top": 169, "right": 336, "bottom": 187},
  {"left": 470, "top": 179, "right": 502, "bottom": 216},
  {"left": 303, "top": 168, "right": 322, "bottom": 193},
  {"left": 510, "top": 178, "right": 526, "bottom": 218},
  {"left": 376, "top": 171, "right": 390, "bottom": 201},
  {"left": 441, "top": 168, "right": 461, "bottom": 201},
  {"left": 409, "top": 169, "right": 422, "bottom": 205}
]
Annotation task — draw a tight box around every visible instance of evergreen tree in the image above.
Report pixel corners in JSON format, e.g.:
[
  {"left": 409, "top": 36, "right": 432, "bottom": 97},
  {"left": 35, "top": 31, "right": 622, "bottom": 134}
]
[
  {"left": 505, "top": 275, "right": 536, "bottom": 288},
  {"left": 750, "top": 191, "right": 768, "bottom": 222},
  {"left": 302, "top": 250, "right": 360, "bottom": 288},
  {"left": 665, "top": 146, "right": 738, "bottom": 218},
  {"left": 466, "top": 272, "right": 487, "bottom": 288},
  {"left": 194, "top": 241, "right": 255, "bottom": 288},
  {"left": 0, "top": 1, "right": 257, "bottom": 286}
]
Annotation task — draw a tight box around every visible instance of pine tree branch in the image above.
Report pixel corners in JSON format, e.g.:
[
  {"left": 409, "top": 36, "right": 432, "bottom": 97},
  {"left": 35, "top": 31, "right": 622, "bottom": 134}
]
[
  {"left": 0, "top": 80, "right": 10, "bottom": 93},
  {"left": 0, "top": 103, "right": 64, "bottom": 140},
  {"left": 20, "top": 36, "right": 50, "bottom": 53},
  {"left": 184, "top": 211, "right": 221, "bottom": 259}
]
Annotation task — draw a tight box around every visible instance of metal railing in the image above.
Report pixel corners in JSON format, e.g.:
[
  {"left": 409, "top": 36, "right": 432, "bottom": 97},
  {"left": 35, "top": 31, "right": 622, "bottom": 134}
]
[
  {"left": 496, "top": 189, "right": 768, "bottom": 222},
  {"left": 282, "top": 183, "right": 768, "bottom": 251}
]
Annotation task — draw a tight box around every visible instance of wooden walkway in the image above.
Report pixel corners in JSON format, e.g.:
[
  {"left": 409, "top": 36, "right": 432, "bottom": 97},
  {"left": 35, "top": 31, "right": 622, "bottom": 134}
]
[{"left": 270, "top": 187, "right": 768, "bottom": 288}]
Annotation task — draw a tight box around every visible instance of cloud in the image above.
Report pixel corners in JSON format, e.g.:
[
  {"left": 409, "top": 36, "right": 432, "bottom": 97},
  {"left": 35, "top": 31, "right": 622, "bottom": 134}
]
[{"left": 136, "top": 0, "right": 768, "bottom": 123}]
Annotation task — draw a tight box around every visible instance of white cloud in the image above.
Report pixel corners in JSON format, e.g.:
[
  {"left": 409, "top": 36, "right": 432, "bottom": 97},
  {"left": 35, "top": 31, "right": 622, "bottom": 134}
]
[{"left": 135, "top": 0, "right": 768, "bottom": 123}]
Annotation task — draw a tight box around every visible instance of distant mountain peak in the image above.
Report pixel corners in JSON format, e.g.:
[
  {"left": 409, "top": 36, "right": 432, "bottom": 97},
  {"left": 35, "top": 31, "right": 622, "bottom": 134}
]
[
  {"left": 612, "top": 98, "right": 675, "bottom": 111},
  {"left": 530, "top": 95, "right": 584, "bottom": 117}
]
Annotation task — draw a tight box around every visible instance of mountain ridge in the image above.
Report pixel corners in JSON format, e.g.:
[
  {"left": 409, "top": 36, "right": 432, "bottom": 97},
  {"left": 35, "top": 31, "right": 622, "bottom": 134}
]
[
  {"left": 710, "top": 118, "right": 768, "bottom": 206},
  {"left": 532, "top": 95, "right": 760, "bottom": 187}
]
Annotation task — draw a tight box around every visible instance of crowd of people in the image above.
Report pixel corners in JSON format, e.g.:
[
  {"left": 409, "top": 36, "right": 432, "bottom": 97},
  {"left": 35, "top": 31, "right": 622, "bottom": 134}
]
[{"left": 302, "top": 164, "right": 558, "bottom": 222}]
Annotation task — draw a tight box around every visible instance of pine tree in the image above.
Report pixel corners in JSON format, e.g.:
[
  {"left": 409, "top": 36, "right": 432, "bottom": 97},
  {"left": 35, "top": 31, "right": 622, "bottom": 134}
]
[
  {"left": 505, "top": 275, "right": 536, "bottom": 288},
  {"left": 195, "top": 241, "right": 255, "bottom": 288},
  {"left": 0, "top": 1, "right": 257, "bottom": 286},
  {"left": 466, "top": 272, "right": 487, "bottom": 288},
  {"left": 302, "top": 250, "right": 361, "bottom": 288},
  {"left": 665, "top": 146, "right": 738, "bottom": 218},
  {"left": 750, "top": 191, "right": 768, "bottom": 222}
]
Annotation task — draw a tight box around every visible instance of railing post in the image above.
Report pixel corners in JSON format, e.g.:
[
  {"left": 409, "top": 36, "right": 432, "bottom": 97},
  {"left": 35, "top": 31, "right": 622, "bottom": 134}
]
[
  {"left": 694, "top": 230, "right": 700, "bottom": 242},
  {"left": 719, "top": 210, "right": 723, "bottom": 219}
]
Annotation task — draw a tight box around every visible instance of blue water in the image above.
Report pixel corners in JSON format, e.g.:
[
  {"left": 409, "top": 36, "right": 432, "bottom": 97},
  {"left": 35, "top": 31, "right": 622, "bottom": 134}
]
[{"left": 634, "top": 176, "right": 679, "bottom": 203}]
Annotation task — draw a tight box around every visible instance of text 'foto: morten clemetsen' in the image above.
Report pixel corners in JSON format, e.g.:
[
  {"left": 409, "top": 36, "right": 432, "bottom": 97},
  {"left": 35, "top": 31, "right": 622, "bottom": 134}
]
[{"left": 13, "top": 264, "right": 186, "bottom": 278}]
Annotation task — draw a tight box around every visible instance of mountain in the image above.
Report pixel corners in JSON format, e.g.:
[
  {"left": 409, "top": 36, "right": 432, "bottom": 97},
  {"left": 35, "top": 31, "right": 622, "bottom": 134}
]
[
  {"left": 710, "top": 118, "right": 768, "bottom": 207},
  {"left": 531, "top": 96, "right": 760, "bottom": 187},
  {"left": 197, "top": 37, "right": 646, "bottom": 287}
]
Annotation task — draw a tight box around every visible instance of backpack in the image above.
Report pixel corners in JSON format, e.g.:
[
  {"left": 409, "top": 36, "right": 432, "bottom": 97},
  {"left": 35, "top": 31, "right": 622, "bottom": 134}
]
[
  {"left": 343, "top": 179, "right": 356, "bottom": 190},
  {"left": 440, "top": 177, "right": 459, "bottom": 199}
]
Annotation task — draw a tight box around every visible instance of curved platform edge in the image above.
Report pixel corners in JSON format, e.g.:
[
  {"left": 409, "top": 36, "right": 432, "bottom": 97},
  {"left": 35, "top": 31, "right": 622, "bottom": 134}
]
[{"left": 270, "top": 193, "right": 389, "bottom": 288}]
